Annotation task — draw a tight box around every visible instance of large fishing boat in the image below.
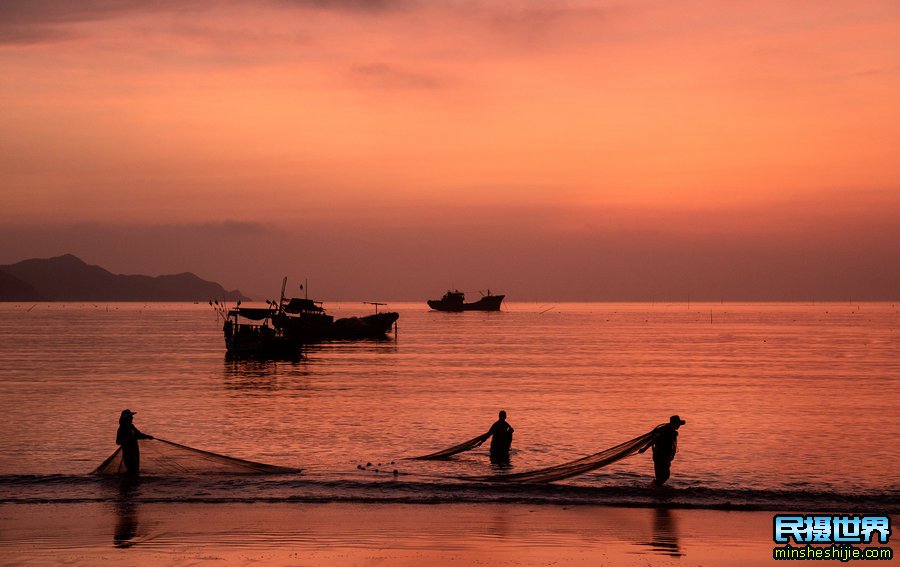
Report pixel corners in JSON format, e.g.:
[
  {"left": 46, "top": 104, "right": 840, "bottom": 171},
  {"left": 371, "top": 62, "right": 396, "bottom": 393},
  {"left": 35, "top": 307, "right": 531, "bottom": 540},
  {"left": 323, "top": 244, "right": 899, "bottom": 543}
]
[
  {"left": 272, "top": 279, "right": 398, "bottom": 341},
  {"left": 272, "top": 298, "right": 398, "bottom": 341},
  {"left": 427, "top": 289, "right": 505, "bottom": 312}
]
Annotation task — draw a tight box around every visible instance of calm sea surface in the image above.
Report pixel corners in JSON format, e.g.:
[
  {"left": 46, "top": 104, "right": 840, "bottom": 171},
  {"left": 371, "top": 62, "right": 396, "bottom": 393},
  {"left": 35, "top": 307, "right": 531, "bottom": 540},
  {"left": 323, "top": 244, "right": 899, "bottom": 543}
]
[{"left": 0, "top": 302, "right": 897, "bottom": 511}]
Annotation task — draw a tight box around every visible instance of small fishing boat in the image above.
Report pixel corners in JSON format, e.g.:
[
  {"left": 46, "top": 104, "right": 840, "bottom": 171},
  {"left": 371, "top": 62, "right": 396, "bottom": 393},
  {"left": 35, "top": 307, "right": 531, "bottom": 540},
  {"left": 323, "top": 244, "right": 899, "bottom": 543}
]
[
  {"left": 220, "top": 304, "right": 301, "bottom": 359},
  {"left": 427, "top": 289, "right": 504, "bottom": 312}
]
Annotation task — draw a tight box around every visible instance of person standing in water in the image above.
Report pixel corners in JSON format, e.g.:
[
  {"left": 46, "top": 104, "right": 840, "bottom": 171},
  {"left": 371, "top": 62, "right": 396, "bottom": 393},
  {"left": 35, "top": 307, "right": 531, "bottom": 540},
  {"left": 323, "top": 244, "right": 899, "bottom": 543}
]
[
  {"left": 116, "top": 409, "right": 153, "bottom": 475},
  {"left": 639, "top": 415, "right": 685, "bottom": 486},
  {"left": 483, "top": 410, "right": 514, "bottom": 465}
]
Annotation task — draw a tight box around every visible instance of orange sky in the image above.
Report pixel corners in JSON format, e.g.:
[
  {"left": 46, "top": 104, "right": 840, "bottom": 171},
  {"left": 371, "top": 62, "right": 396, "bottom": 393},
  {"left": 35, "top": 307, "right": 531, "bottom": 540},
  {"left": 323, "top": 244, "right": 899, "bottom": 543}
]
[{"left": 1, "top": 1, "right": 898, "bottom": 299}]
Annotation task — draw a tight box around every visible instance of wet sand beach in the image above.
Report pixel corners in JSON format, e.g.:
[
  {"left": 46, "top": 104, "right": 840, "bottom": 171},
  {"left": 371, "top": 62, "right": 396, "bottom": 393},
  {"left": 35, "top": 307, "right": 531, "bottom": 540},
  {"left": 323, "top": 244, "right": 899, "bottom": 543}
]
[{"left": 1, "top": 502, "right": 779, "bottom": 566}]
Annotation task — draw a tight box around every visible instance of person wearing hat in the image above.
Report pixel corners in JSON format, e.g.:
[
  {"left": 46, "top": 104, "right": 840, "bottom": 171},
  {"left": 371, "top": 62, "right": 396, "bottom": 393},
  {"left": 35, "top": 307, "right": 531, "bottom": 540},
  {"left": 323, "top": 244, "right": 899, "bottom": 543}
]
[
  {"left": 639, "top": 415, "right": 685, "bottom": 486},
  {"left": 116, "top": 409, "right": 153, "bottom": 475},
  {"left": 481, "top": 410, "right": 514, "bottom": 465}
]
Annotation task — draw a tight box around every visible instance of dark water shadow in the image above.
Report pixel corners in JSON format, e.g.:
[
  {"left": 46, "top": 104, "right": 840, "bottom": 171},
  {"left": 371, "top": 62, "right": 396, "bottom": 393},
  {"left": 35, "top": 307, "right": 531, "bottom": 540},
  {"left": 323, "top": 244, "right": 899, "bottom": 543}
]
[
  {"left": 222, "top": 358, "right": 313, "bottom": 395},
  {"left": 636, "top": 508, "right": 682, "bottom": 557},
  {"left": 224, "top": 350, "right": 303, "bottom": 363},
  {"left": 489, "top": 459, "right": 514, "bottom": 471},
  {"left": 112, "top": 478, "right": 142, "bottom": 548},
  {"left": 303, "top": 339, "right": 400, "bottom": 357}
]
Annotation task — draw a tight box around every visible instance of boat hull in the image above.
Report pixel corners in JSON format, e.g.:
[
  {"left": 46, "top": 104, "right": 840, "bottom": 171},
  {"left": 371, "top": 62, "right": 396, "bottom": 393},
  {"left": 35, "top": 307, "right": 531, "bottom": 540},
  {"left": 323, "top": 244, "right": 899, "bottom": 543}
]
[
  {"left": 332, "top": 312, "right": 400, "bottom": 340},
  {"left": 224, "top": 325, "right": 301, "bottom": 359},
  {"left": 274, "top": 309, "right": 398, "bottom": 342},
  {"left": 428, "top": 295, "right": 504, "bottom": 312},
  {"left": 271, "top": 312, "right": 334, "bottom": 343}
]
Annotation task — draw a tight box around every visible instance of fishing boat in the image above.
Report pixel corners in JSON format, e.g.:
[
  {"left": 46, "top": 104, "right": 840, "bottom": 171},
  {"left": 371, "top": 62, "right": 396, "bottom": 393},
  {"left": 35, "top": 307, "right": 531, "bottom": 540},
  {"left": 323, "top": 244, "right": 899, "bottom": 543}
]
[
  {"left": 427, "top": 289, "right": 505, "bottom": 312},
  {"left": 271, "top": 279, "right": 398, "bottom": 342},
  {"left": 219, "top": 303, "right": 301, "bottom": 359},
  {"left": 271, "top": 296, "right": 334, "bottom": 343},
  {"left": 330, "top": 312, "right": 398, "bottom": 339},
  {"left": 273, "top": 298, "right": 398, "bottom": 341},
  {"left": 213, "top": 279, "right": 399, "bottom": 354}
]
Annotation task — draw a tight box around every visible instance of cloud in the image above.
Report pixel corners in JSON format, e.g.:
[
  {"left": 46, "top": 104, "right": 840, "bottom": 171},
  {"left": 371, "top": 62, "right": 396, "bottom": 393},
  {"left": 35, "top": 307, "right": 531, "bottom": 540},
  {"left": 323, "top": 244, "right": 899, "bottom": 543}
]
[
  {"left": 0, "top": 0, "right": 228, "bottom": 32},
  {"left": 0, "top": 0, "right": 165, "bottom": 26},
  {"left": 0, "top": 0, "right": 415, "bottom": 46},
  {"left": 0, "top": 25, "right": 75, "bottom": 45},
  {"left": 0, "top": 0, "right": 195, "bottom": 45},
  {"left": 349, "top": 63, "right": 444, "bottom": 89},
  {"left": 1, "top": 206, "right": 898, "bottom": 301},
  {"left": 276, "top": 0, "right": 413, "bottom": 12}
]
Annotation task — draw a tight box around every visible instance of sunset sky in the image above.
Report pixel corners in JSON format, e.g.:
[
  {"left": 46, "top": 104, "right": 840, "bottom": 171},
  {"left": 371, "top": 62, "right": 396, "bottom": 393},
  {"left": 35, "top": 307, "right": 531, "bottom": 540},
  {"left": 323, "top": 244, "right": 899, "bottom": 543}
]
[{"left": 1, "top": 0, "right": 898, "bottom": 300}]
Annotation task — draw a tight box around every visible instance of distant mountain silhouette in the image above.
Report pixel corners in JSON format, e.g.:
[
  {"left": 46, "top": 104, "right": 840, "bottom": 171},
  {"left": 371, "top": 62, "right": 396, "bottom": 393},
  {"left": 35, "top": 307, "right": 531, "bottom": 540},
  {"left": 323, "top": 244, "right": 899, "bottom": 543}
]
[
  {"left": 0, "top": 254, "right": 249, "bottom": 301},
  {"left": 0, "top": 270, "right": 42, "bottom": 301}
]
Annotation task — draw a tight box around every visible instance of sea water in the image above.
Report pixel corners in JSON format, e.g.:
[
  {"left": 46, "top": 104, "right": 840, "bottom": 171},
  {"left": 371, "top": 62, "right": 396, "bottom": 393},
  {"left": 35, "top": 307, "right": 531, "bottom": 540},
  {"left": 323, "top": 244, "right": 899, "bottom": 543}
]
[{"left": 0, "top": 302, "right": 897, "bottom": 510}]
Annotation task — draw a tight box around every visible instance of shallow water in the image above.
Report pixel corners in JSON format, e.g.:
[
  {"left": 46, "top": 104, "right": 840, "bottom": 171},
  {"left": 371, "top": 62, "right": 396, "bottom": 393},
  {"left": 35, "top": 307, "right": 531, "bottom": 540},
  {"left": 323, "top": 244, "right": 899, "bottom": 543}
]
[{"left": 0, "top": 301, "right": 897, "bottom": 510}]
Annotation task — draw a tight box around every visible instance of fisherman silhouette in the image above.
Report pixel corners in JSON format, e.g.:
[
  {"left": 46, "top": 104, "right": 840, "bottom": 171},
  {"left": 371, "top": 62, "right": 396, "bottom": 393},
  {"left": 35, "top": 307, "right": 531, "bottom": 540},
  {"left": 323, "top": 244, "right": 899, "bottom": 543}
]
[
  {"left": 639, "top": 415, "right": 685, "bottom": 486},
  {"left": 482, "top": 410, "right": 514, "bottom": 465},
  {"left": 116, "top": 409, "right": 153, "bottom": 475}
]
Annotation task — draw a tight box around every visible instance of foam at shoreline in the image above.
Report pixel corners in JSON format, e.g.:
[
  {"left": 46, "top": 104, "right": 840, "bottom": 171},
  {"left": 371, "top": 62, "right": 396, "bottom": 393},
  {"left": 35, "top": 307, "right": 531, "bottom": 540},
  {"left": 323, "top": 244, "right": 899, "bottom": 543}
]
[{"left": 1, "top": 474, "right": 896, "bottom": 513}]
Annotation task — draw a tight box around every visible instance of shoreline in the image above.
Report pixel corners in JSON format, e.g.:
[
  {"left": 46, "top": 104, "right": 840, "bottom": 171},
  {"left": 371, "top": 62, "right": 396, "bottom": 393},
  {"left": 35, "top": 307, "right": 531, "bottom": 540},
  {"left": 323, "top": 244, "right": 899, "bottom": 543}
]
[
  {"left": 1, "top": 501, "right": 790, "bottom": 566},
  {"left": 2, "top": 472, "right": 896, "bottom": 514}
]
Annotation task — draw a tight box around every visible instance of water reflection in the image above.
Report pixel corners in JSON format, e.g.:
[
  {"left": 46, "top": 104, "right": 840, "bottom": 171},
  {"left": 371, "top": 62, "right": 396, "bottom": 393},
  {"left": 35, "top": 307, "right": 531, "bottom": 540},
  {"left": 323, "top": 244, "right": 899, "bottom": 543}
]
[
  {"left": 112, "top": 478, "right": 141, "bottom": 548},
  {"left": 487, "top": 507, "right": 512, "bottom": 539},
  {"left": 637, "top": 508, "right": 682, "bottom": 557},
  {"left": 222, "top": 358, "right": 313, "bottom": 394},
  {"left": 224, "top": 350, "right": 302, "bottom": 363},
  {"left": 304, "top": 340, "right": 400, "bottom": 357}
]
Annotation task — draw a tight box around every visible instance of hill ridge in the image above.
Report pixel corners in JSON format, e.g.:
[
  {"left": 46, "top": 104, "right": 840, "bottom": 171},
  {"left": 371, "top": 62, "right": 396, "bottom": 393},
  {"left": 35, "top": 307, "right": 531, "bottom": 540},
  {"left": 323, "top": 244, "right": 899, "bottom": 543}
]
[{"left": 0, "top": 254, "right": 249, "bottom": 301}]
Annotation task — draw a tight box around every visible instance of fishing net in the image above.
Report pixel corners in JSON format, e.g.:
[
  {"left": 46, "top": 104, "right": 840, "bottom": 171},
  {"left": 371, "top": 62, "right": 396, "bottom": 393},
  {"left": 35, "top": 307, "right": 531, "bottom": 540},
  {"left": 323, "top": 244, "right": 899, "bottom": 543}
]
[
  {"left": 409, "top": 433, "right": 490, "bottom": 460},
  {"left": 465, "top": 426, "right": 662, "bottom": 483},
  {"left": 92, "top": 438, "right": 301, "bottom": 475}
]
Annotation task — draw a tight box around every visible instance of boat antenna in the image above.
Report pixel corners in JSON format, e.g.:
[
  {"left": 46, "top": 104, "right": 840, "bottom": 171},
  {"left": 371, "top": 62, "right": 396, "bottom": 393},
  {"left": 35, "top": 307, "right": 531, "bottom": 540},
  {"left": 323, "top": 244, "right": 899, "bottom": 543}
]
[{"left": 364, "top": 301, "right": 386, "bottom": 314}]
